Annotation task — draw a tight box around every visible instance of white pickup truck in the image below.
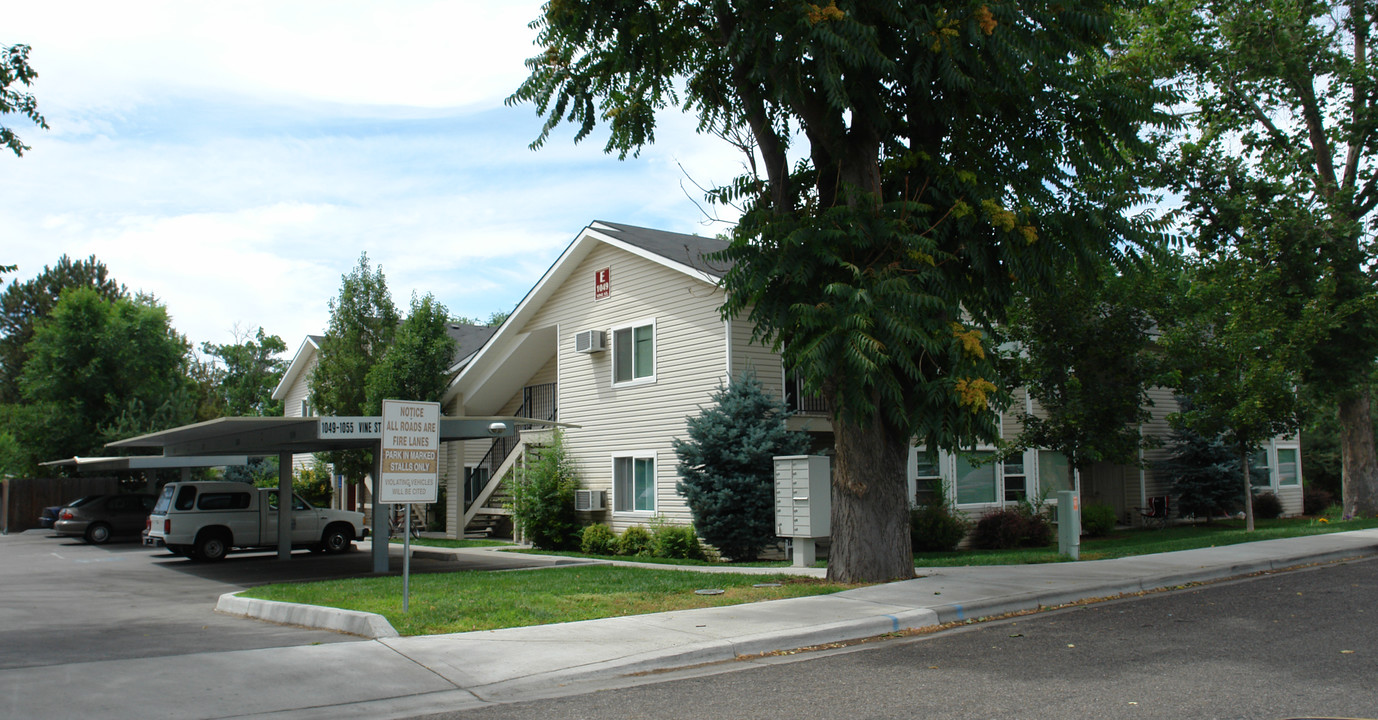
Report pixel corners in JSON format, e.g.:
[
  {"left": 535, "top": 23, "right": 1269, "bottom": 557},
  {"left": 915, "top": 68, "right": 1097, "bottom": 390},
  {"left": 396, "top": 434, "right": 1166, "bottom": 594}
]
[{"left": 143, "top": 481, "right": 369, "bottom": 561}]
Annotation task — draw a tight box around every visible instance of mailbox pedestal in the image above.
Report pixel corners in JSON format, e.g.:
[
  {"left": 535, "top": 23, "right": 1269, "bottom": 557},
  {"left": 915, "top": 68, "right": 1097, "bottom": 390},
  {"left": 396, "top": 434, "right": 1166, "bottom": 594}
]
[{"left": 774, "top": 455, "right": 831, "bottom": 568}]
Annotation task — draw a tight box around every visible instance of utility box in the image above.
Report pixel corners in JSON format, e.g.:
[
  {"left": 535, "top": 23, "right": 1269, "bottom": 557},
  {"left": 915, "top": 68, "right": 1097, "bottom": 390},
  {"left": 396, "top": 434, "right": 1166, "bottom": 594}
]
[
  {"left": 1057, "top": 490, "right": 1081, "bottom": 560},
  {"left": 774, "top": 455, "right": 830, "bottom": 567}
]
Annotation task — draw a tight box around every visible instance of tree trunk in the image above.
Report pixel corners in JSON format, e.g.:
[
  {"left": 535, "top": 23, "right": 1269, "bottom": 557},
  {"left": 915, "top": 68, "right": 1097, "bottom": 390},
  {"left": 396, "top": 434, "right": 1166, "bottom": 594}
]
[
  {"left": 1339, "top": 387, "right": 1378, "bottom": 518},
  {"left": 828, "top": 411, "right": 914, "bottom": 583},
  {"left": 1241, "top": 448, "right": 1255, "bottom": 532}
]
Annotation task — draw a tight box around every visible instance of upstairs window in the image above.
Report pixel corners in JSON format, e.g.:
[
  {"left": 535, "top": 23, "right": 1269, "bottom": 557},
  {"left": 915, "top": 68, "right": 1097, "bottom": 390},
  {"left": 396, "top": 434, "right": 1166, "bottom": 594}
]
[{"left": 613, "top": 321, "right": 655, "bottom": 385}]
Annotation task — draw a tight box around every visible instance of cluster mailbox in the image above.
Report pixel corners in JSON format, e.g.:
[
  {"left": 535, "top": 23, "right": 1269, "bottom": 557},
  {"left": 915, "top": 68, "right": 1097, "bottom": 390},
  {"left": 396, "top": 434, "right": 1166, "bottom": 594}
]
[{"left": 773, "top": 455, "right": 831, "bottom": 567}]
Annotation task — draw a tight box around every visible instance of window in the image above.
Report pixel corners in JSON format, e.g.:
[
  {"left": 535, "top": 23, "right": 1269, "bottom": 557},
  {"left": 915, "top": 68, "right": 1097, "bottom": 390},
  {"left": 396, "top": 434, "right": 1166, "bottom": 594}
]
[
  {"left": 196, "top": 492, "right": 251, "bottom": 511},
  {"left": 613, "top": 453, "right": 656, "bottom": 512},
  {"left": 1251, "top": 450, "right": 1272, "bottom": 489},
  {"left": 1277, "top": 448, "right": 1300, "bottom": 487},
  {"left": 1039, "top": 451, "right": 1072, "bottom": 494},
  {"left": 914, "top": 452, "right": 942, "bottom": 505},
  {"left": 956, "top": 452, "right": 997, "bottom": 505},
  {"left": 175, "top": 486, "right": 197, "bottom": 511},
  {"left": 1003, "top": 456, "right": 1027, "bottom": 502},
  {"left": 613, "top": 321, "right": 655, "bottom": 385}
]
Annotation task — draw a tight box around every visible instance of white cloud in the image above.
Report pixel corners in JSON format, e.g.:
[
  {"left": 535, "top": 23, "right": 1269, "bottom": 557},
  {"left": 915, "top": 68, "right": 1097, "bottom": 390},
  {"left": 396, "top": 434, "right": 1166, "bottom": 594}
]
[{"left": 2, "top": 2, "right": 748, "bottom": 351}]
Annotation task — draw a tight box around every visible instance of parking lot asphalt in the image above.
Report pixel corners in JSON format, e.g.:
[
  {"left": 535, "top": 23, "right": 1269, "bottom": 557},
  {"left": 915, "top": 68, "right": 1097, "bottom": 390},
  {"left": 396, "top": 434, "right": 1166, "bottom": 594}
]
[{"left": 0, "top": 529, "right": 552, "bottom": 671}]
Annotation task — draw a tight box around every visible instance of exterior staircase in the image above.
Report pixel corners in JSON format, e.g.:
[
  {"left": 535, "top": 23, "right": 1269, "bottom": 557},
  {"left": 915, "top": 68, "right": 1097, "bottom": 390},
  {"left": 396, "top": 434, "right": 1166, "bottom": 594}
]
[{"left": 461, "top": 382, "right": 556, "bottom": 538}]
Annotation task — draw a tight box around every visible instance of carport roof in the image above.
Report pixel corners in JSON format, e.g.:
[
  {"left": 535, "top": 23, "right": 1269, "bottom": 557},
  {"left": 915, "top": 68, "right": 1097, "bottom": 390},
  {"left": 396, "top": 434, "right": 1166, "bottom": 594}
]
[
  {"left": 40, "top": 454, "right": 250, "bottom": 471},
  {"left": 102, "top": 415, "right": 561, "bottom": 458}
]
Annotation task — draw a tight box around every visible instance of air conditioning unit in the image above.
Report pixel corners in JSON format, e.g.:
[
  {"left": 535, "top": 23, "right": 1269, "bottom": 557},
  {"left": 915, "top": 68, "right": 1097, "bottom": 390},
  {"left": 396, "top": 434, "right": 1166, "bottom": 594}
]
[
  {"left": 575, "top": 489, "right": 606, "bottom": 511},
  {"left": 575, "top": 329, "right": 606, "bottom": 354}
]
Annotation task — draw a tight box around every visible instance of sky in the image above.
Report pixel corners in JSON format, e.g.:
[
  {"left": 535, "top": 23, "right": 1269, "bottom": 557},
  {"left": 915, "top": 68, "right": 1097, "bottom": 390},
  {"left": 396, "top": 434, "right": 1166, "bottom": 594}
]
[{"left": 2, "top": 1, "right": 744, "bottom": 353}]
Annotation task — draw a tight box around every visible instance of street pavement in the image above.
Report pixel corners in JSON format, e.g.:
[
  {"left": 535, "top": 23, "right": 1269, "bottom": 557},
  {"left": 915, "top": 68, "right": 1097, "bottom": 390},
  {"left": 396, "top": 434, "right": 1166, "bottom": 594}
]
[{"left": 4, "top": 530, "right": 1376, "bottom": 719}]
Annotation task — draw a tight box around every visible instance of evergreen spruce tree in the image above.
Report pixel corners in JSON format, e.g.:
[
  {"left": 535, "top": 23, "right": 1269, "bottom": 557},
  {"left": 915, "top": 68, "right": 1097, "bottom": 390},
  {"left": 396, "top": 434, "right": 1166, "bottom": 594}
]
[
  {"left": 674, "top": 372, "right": 809, "bottom": 561},
  {"left": 1159, "top": 426, "right": 1265, "bottom": 521}
]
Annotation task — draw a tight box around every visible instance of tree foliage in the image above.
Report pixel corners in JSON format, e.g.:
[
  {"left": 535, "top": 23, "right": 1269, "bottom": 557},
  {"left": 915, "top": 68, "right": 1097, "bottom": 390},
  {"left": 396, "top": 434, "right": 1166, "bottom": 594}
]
[
  {"left": 1126, "top": 0, "right": 1378, "bottom": 516},
  {"left": 673, "top": 372, "right": 810, "bottom": 561},
  {"left": 199, "top": 326, "right": 288, "bottom": 417},
  {"left": 14, "top": 287, "right": 193, "bottom": 471},
  {"left": 0, "top": 255, "right": 126, "bottom": 403},
  {"left": 1159, "top": 424, "right": 1260, "bottom": 520},
  {"left": 1005, "top": 259, "right": 1159, "bottom": 486},
  {"left": 1154, "top": 252, "right": 1306, "bottom": 530},
  {"left": 309, "top": 253, "right": 399, "bottom": 484},
  {"left": 365, "top": 293, "right": 456, "bottom": 413},
  {"left": 1, "top": 43, "right": 46, "bottom": 157},
  {"left": 512, "top": 1, "right": 1171, "bottom": 581}
]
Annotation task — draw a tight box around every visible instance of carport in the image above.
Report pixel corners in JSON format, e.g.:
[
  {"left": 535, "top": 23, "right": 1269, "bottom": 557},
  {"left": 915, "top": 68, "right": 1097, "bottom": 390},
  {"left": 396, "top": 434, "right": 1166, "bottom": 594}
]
[{"left": 88, "top": 415, "right": 545, "bottom": 572}]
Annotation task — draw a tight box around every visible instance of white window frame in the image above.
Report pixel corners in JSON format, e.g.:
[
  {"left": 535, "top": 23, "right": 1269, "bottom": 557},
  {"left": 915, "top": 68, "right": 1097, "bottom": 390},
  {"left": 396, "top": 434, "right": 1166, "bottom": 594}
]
[
  {"left": 1276, "top": 445, "right": 1301, "bottom": 487},
  {"left": 611, "top": 318, "right": 657, "bottom": 387},
  {"left": 612, "top": 451, "right": 657, "bottom": 514}
]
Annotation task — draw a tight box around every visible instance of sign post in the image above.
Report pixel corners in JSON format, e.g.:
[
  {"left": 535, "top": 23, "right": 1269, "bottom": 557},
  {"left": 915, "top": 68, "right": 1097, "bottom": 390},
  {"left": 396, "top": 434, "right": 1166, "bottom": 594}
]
[{"left": 378, "top": 399, "right": 441, "bottom": 612}]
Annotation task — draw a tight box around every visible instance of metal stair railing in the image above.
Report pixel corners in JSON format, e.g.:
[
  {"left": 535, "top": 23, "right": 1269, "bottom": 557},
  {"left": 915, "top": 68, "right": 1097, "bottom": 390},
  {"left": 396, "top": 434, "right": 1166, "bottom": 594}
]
[{"left": 463, "top": 383, "right": 557, "bottom": 516}]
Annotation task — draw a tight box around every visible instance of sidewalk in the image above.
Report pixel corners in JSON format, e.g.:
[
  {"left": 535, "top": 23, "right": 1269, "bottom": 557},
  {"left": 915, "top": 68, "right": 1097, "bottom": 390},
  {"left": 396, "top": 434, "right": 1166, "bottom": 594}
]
[{"left": 8, "top": 530, "right": 1378, "bottom": 719}]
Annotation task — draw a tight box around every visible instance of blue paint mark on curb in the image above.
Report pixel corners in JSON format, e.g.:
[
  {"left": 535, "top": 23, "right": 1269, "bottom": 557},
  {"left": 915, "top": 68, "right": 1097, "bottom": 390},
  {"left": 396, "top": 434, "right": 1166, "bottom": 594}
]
[
  {"left": 885, "top": 614, "right": 899, "bottom": 632},
  {"left": 954, "top": 604, "right": 965, "bottom": 620}
]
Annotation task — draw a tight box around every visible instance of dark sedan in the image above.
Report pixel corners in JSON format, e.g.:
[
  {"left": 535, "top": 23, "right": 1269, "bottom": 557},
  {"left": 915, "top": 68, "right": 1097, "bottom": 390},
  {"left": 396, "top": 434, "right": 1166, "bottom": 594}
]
[{"left": 53, "top": 494, "right": 156, "bottom": 544}]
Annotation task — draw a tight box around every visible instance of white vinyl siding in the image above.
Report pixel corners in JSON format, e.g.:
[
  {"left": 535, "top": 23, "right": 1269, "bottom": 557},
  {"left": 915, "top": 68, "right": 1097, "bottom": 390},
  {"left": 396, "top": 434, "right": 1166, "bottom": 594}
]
[{"left": 516, "top": 242, "right": 727, "bottom": 532}]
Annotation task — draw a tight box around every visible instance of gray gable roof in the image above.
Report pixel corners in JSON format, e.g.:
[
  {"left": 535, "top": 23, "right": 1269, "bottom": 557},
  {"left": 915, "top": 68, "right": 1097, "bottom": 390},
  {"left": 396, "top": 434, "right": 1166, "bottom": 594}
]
[
  {"left": 445, "top": 323, "right": 499, "bottom": 367},
  {"left": 590, "top": 220, "right": 733, "bottom": 278}
]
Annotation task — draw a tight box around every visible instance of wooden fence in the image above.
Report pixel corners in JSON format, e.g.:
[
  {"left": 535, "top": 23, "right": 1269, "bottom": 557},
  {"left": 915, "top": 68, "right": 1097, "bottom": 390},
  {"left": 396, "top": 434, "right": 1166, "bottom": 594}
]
[{"left": 1, "top": 477, "right": 120, "bottom": 534}]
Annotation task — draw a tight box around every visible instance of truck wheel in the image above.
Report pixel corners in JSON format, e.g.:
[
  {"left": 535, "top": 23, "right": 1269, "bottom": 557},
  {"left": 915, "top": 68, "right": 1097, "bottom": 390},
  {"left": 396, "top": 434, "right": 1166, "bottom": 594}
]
[
  {"left": 84, "top": 522, "right": 112, "bottom": 545},
  {"left": 320, "top": 524, "right": 353, "bottom": 554},
  {"left": 194, "top": 531, "right": 230, "bottom": 562}
]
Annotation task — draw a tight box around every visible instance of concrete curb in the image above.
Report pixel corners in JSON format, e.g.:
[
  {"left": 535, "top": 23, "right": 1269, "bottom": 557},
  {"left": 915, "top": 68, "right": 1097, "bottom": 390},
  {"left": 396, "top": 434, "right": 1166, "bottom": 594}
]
[{"left": 215, "top": 592, "right": 399, "bottom": 638}]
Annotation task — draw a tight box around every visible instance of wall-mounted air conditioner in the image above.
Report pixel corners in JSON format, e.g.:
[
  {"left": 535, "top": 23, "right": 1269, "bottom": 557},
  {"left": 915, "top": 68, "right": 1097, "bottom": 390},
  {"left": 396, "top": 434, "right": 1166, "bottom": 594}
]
[
  {"left": 575, "top": 489, "right": 606, "bottom": 511},
  {"left": 575, "top": 330, "right": 606, "bottom": 354}
]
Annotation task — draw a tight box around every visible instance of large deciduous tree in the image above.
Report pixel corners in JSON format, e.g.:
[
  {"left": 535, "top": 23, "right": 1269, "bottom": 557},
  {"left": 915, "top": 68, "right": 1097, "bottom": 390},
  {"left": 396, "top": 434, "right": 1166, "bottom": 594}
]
[
  {"left": 364, "top": 292, "right": 456, "bottom": 412},
  {"left": 14, "top": 287, "right": 193, "bottom": 471},
  {"left": 512, "top": 1, "right": 1169, "bottom": 581},
  {"left": 1128, "top": 0, "right": 1378, "bottom": 517},
  {"left": 309, "top": 253, "right": 400, "bottom": 484},
  {"left": 200, "top": 326, "right": 289, "bottom": 417},
  {"left": 0, "top": 255, "right": 126, "bottom": 403},
  {"left": 1005, "top": 260, "right": 1159, "bottom": 490},
  {"left": 1155, "top": 251, "right": 1307, "bottom": 531}
]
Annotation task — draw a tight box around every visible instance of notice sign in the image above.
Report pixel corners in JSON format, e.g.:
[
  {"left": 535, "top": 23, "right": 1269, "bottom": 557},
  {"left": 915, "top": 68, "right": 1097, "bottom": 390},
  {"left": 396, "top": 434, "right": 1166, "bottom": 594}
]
[
  {"left": 378, "top": 399, "right": 441, "bottom": 503},
  {"left": 595, "top": 267, "right": 610, "bottom": 300}
]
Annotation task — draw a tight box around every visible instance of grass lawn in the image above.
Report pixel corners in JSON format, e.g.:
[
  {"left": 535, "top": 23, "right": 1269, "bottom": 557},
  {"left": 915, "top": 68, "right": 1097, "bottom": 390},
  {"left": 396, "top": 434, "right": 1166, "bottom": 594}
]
[
  {"left": 913, "top": 516, "right": 1378, "bottom": 567},
  {"left": 240, "top": 565, "right": 853, "bottom": 636}
]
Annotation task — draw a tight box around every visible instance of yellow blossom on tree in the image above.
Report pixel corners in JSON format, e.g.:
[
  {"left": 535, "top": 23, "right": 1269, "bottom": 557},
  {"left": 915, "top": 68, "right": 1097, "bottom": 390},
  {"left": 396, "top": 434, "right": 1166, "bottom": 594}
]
[
  {"left": 951, "top": 322, "right": 985, "bottom": 359},
  {"left": 953, "top": 377, "right": 997, "bottom": 411},
  {"left": 806, "top": 1, "right": 845, "bottom": 23},
  {"left": 974, "top": 5, "right": 997, "bottom": 35}
]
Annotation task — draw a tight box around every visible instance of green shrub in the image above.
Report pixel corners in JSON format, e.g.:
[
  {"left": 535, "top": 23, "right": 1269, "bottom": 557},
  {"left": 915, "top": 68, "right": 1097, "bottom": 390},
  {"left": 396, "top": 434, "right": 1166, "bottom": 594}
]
[
  {"left": 1082, "top": 503, "right": 1117, "bottom": 537},
  {"left": 651, "top": 524, "right": 706, "bottom": 560},
  {"left": 910, "top": 482, "right": 970, "bottom": 552},
  {"left": 616, "top": 525, "right": 653, "bottom": 556},
  {"left": 1303, "top": 485, "right": 1334, "bottom": 516},
  {"left": 254, "top": 459, "right": 334, "bottom": 507},
  {"left": 509, "top": 431, "right": 581, "bottom": 550},
  {"left": 1253, "top": 491, "right": 1284, "bottom": 520},
  {"left": 970, "top": 507, "right": 1053, "bottom": 550},
  {"left": 580, "top": 524, "right": 617, "bottom": 555}
]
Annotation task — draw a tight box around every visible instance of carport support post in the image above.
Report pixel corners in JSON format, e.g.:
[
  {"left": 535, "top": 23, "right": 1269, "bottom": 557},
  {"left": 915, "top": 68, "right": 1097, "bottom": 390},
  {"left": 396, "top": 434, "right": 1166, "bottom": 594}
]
[
  {"left": 278, "top": 451, "right": 292, "bottom": 561},
  {"left": 372, "top": 450, "right": 388, "bottom": 573}
]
